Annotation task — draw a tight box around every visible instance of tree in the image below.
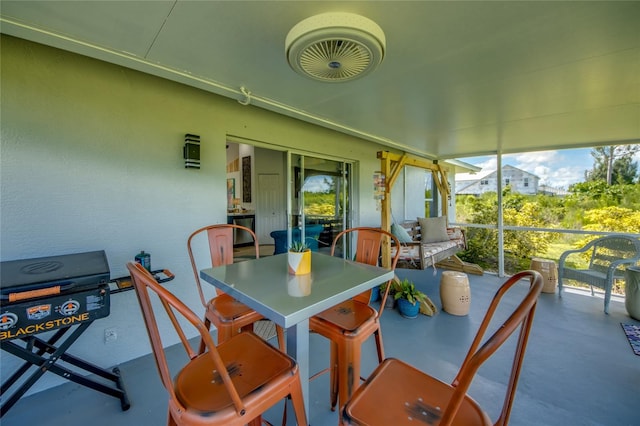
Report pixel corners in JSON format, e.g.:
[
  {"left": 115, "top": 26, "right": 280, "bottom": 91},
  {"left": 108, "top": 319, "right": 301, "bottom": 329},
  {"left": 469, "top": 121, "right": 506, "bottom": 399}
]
[
  {"left": 457, "top": 192, "right": 558, "bottom": 273},
  {"left": 611, "top": 155, "right": 639, "bottom": 184},
  {"left": 582, "top": 206, "right": 640, "bottom": 234},
  {"left": 586, "top": 145, "right": 639, "bottom": 185}
]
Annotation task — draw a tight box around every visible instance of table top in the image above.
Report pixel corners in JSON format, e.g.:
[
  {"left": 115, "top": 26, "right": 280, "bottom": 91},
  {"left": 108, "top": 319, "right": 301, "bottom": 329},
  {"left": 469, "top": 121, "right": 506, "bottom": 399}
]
[{"left": 200, "top": 252, "right": 394, "bottom": 328}]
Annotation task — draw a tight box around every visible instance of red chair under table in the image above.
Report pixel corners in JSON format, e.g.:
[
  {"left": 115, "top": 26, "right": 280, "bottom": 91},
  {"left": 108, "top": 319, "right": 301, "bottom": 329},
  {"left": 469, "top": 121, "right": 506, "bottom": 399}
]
[
  {"left": 187, "top": 224, "right": 285, "bottom": 352},
  {"left": 309, "top": 227, "right": 401, "bottom": 412}
]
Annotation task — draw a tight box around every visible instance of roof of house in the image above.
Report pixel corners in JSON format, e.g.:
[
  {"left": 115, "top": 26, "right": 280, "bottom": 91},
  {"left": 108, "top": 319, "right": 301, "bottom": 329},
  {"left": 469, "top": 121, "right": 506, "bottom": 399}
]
[{"left": 456, "top": 165, "right": 540, "bottom": 183}]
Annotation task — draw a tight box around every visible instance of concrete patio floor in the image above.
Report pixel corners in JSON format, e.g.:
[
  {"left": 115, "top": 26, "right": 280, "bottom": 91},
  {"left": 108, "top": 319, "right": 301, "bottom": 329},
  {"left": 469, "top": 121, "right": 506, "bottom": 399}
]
[{"left": 2, "top": 267, "right": 639, "bottom": 426}]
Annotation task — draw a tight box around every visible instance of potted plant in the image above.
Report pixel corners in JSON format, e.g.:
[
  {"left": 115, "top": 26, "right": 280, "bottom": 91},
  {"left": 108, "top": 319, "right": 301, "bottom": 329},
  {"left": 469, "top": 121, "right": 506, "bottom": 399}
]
[
  {"left": 394, "top": 278, "right": 428, "bottom": 318},
  {"left": 379, "top": 278, "right": 400, "bottom": 309},
  {"left": 288, "top": 241, "right": 311, "bottom": 275}
]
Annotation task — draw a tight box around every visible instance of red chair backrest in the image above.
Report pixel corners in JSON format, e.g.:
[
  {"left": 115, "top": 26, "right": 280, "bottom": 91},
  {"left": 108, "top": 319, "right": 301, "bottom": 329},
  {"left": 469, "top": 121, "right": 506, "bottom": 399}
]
[
  {"left": 127, "top": 262, "right": 246, "bottom": 416},
  {"left": 330, "top": 227, "right": 401, "bottom": 306},
  {"left": 441, "top": 270, "right": 543, "bottom": 426},
  {"left": 187, "top": 224, "right": 259, "bottom": 303}
]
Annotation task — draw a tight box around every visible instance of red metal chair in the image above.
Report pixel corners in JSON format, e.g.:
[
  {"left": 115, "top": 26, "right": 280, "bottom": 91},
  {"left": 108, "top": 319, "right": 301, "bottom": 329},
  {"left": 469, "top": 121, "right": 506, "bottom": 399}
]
[
  {"left": 187, "top": 224, "right": 285, "bottom": 352},
  {"left": 341, "top": 270, "right": 543, "bottom": 426},
  {"left": 309, "top": 227, "right": 401, "bottom": 412},
  {"left": 127, "top": 261, "right": 307, "bottom": 426}
]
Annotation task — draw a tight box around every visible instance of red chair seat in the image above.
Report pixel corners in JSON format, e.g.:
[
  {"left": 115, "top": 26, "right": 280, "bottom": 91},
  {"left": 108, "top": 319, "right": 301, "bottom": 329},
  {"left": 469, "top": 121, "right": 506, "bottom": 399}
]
[
  {"left": 343, "top": 358, "right": 491, "bottom": 426},
  {"left": 312, "top": 300, "right": 377, "bottom": 333},
  {"left": 206, "top": 294, "right": 263, "bottom": 325},
  {"left": 174, "top": 332, "right": 295, "bottom": 415}
]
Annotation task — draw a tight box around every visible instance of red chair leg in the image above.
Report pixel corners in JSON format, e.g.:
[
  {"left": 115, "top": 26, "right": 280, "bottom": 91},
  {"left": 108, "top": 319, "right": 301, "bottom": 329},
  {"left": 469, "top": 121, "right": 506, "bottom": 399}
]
[
  {"left": 374, "top": 328, "right": 385, "bottom": 363},
  {"left": 290, "top": 374, "right": 309, "bottom": 426},
  {"left": 330, "top": 342, "right": 339, "bottom": 410},
  {"left": 276, "top": 326, "right": 286, "bottom": 352},
  {"left": 247, "top": 416, "right": 262, "bottom": 426},
  {"left": 167, "top": 407, "right": 177, "bottom": 426},
  {"left": 198, "top": 316, "right": 212, "bottom": 354},
  {"left": 337, "top": 340, "right": 362, "bottom": 412}
]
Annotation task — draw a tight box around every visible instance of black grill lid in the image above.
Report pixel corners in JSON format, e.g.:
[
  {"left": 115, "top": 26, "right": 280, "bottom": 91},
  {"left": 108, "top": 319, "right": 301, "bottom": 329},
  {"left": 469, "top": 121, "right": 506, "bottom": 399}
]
[{"left": 0, "top": 250, "right": 110, "bottom": 296}]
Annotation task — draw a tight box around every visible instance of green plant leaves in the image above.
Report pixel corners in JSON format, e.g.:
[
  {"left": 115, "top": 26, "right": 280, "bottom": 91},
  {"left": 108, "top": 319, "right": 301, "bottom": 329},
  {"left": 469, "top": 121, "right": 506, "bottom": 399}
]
[
  {"left": 289, "top": 241, "right": 310, "bottom": 252},
  {"left": 393, "top": 278, "right": 427, "bottom": 305}
]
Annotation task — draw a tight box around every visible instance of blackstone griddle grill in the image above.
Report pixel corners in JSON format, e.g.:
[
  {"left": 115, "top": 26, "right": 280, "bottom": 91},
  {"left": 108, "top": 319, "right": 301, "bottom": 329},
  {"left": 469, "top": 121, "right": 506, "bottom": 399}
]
[{"left": 0, "top": 250, "right": 130, "bottom": 416}]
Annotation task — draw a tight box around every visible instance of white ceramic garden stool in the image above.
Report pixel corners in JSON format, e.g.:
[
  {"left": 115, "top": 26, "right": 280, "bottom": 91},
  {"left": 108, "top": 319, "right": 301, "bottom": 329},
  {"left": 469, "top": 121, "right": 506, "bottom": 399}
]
[{"left": 440, "top": 271, "right": 471, "bottom": 316}]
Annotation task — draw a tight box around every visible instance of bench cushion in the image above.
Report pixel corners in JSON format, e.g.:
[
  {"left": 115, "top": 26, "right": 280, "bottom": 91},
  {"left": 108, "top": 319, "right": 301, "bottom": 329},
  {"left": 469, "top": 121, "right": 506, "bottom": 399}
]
[
  {"left": 391, "top": 223, "right": 414, "bottom": 243},
  {"left": 418, "top": 216, "right": 449, "bottom": 243}
]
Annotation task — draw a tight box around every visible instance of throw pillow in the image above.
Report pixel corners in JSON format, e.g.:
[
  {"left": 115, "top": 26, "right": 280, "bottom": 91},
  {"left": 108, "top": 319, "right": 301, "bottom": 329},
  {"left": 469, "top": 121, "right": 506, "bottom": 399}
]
[
  {"left": 391, "top": 223, "right": 414, "bottom": 243},
  {"left": 418, "top": 216, "right": 449, "bottom": 243}
]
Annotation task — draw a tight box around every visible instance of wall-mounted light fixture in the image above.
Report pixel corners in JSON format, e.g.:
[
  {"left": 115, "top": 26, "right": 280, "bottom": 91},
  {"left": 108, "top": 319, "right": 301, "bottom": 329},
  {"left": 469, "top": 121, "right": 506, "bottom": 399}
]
[{"left": 183, "top": 134, "right": 200, "bottom": 169}]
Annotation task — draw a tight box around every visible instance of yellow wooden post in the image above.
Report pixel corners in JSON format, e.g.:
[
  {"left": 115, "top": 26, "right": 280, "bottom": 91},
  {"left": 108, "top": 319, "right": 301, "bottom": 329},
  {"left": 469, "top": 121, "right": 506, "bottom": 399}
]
[
  {"left": 378, "top": 151, "right": 435, "bottom": 268},
  {"left": 433, "top": 162, "right": 450, "bottom": 218},
  {"left": 378, "top": 151, "right": 392, "bottom": 268}
]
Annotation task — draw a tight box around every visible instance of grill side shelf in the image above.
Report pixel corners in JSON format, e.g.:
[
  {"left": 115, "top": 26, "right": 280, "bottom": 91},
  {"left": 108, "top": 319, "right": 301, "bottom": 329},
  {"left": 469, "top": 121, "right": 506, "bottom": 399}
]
[{"left": 108, "top": 269, "right": 174, "bottom": 294}]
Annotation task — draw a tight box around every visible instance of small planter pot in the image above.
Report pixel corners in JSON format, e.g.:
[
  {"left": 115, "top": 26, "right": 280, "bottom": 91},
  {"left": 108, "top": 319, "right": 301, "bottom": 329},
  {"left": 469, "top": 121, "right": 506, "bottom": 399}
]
[
  {"left": 369, "top": 286, "right": 380, "bottom": 303},
  {"left": 381, "top": 291, "right": 396, "bottom": 309},
  {"left": 288, "top": 250, "right": 311, "bottom": 275},
  {"left": 397, "top": 298, "right": 420, "bottom": 319}
]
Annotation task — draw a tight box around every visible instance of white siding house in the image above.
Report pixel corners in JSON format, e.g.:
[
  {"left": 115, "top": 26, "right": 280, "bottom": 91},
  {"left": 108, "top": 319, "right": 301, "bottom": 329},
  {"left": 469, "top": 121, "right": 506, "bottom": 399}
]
[{"left": 456, "top": 165, "right": 540, "bottom": 195}]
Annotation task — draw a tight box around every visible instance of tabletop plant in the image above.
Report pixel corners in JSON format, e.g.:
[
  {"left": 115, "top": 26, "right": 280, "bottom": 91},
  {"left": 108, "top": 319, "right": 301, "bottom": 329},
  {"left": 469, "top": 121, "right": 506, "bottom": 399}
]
[
  {"left": 288, "top": 240, "right": 311, "bottom": 252},
  {"left": 288, "top": 241, "right": 311, "bottom": 275}
]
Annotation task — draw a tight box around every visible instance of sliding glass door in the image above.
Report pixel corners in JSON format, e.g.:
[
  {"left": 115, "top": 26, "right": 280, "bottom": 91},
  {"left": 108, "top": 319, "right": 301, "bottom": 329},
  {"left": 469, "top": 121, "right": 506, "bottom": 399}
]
[{"left": 288, "top": 154, "right": 352, "bottom": 254}]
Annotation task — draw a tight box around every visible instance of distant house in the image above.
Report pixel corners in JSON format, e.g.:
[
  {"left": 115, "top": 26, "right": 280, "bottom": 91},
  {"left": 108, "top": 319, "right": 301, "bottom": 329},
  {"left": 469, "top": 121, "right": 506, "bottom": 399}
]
[{"left": 456, "top": 165, "right": 540, "bottom": 195}]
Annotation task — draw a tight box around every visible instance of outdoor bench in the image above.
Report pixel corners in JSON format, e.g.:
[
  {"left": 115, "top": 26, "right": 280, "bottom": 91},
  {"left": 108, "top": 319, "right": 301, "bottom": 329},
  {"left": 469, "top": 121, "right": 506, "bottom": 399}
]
[{"left": 390, "top": 220, "right": 482, "bottom": 275}]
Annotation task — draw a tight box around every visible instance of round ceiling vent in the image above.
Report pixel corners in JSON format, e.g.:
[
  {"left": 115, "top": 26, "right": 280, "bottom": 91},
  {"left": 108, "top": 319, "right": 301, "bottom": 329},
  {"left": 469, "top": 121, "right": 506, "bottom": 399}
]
[{"left": 285, "top": 12, "right": 386, "bottom": 82}]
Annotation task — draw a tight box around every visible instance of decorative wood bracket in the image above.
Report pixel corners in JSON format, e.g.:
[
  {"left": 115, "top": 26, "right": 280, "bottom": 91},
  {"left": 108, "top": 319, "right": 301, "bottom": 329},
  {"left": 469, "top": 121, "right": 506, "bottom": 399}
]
[{"left": 377, "top": 151, "right": 450, "bottom": 268}]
